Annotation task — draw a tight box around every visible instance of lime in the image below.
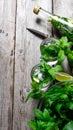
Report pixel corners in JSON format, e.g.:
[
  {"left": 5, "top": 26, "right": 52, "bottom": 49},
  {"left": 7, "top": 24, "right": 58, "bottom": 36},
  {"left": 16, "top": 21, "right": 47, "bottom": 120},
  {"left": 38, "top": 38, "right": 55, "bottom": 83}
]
[{"left": 56, "top": 72, "right": 73, "bottom": 81}]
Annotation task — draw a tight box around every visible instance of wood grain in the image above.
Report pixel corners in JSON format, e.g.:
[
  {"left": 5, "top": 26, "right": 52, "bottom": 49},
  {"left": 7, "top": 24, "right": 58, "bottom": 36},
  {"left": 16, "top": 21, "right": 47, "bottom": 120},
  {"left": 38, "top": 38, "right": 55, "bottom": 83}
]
[
  {"left": 0, "top": 0, "right": 73, "bottom": 130},
  {"left": 0, "top": 0, "right": 16, "bottom": 130},
  {"left": 13, "top": 0, "right": 52, "bottom": 130},
  {"left": 53, "top": 0, "right": 73, "bottom": 18}
]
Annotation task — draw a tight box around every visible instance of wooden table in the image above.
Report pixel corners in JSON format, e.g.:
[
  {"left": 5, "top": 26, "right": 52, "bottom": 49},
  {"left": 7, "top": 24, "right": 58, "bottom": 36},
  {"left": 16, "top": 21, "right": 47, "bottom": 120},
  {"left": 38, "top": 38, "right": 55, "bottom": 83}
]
[{"left": 0, "top": 0, "right": 73, "bottom": 130}]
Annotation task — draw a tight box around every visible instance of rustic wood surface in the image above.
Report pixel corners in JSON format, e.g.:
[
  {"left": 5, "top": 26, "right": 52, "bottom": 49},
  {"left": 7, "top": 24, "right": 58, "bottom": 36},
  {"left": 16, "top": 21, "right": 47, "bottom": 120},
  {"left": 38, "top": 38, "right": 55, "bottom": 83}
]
[
  {"left": 0, "top": 0, "right": 73, "bottom": 130},
  {"left": 0, "top": 0, "right": 16, "bottom": 130}
]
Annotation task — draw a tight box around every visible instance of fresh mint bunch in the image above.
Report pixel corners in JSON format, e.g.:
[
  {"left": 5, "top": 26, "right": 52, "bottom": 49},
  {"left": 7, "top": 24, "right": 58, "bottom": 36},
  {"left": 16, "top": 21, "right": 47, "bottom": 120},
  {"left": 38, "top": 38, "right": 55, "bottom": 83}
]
[
  {"left": 28, "top": 82, "right": 73, "bottom": 130},
  {"left": 40, "top": 37, "right": 73, "bottom": 64},
  {"left": 26, "top": 36, "right": 73, "bottom": 130},
  {"left": 26, "top": 61, "right": 62, "bottom": 101},
  {"left": 26, "top": 37, "right": 73, "bottom": 101}
]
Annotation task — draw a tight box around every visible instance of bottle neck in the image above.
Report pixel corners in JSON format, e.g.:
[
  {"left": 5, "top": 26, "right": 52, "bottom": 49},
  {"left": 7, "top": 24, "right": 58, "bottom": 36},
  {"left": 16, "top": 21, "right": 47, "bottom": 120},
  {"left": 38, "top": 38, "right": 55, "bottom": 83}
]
[
  {"left": 37, "top": 7, "right": 54, "bottom": 21},
  {"left": 34, "top": 6, "right": 73, "bottom": 28},
  {"left": 39, "top": 7, "right": 53, "bottom": 18}
]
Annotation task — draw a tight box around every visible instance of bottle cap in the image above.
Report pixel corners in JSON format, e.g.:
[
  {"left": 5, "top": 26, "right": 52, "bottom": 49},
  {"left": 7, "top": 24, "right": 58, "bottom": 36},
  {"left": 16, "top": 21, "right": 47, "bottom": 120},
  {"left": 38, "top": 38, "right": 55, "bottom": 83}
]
[{"left": 33, "top": 6, "right": 41, "bottom": 14}]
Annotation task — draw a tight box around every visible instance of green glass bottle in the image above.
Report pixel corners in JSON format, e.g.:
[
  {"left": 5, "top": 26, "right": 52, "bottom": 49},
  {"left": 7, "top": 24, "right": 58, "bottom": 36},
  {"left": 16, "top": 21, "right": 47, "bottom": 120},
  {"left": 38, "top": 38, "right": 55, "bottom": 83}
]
[{"left": 33, "top": 6, "right": 73, "bottom": 41}]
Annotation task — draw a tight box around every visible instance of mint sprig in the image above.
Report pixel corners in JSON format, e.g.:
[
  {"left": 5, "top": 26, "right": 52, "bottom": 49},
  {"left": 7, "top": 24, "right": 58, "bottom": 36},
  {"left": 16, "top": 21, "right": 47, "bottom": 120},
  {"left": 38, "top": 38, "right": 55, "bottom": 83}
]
[{"left": 26, "top": 36, "right": 73, "bottom": 130}]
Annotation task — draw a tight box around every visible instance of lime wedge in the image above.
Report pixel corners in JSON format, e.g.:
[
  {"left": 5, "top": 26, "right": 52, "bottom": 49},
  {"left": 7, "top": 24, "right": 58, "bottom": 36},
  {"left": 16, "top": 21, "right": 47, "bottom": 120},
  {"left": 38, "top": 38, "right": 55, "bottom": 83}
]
[{"left": 56, "top": 72, "right": 73, "bottom": 81}]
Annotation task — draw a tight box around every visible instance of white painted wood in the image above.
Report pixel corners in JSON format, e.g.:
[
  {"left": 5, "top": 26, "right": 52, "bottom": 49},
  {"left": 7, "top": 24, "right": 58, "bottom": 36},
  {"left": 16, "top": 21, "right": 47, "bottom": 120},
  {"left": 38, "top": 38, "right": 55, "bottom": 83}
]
[
  {"left": 53, "top": 0, "right": 73, "bottom": 18},
  {"left": 0, "top": 0, "right": 72, "bottom": 130},
  {"left": 0, "top": 0, "right": 16, "bottom": 130},
  {"left": 13, "top": 0, "right": 52, "bottom": 130}
]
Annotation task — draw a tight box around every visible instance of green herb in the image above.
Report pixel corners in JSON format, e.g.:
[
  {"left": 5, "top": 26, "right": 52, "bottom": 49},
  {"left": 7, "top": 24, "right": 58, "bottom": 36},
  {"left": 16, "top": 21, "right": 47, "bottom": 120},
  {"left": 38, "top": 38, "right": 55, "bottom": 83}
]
[
  {"left": 50, "top": 16, "right": 73, "bottom": 41},
  {"left": 28, "top": 83, "right": 73, "bottom": 130},
  {"left": 26, "top": 62, "right": 63, "bottom": 101},
  {"left": 40, "top": 37, "right": 73, "bottom": 65},
  {"left": 40, "top": 41, "right": 60, "bottom": 61},
  {"left": 68, "top": 51, "right": 73, "bottom": 67},
  {"left": 26, "top": 36, "right": 73, "bottom": 130},
  {"left": 26, "top": 37, "right": 73, "bottom": 101},
  {"left": 63, "top": 121, "right": 73, "bottom": 130}
]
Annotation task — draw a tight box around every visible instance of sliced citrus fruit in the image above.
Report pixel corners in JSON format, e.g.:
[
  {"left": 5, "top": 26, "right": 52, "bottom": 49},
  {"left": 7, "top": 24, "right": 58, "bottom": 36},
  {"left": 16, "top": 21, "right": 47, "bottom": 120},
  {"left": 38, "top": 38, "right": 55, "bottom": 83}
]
[{"left": 56, "top": 72, "right": 73, "bottom": 81}]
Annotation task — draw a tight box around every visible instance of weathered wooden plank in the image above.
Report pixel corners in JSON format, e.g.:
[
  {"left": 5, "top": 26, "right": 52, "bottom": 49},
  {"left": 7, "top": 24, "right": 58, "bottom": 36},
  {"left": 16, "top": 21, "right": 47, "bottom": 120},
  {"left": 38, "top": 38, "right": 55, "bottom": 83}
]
[
  {"left": 53, "top": 0, "right": 73, "bottom": 18},
  {"left": 0, "top": 0, "right": 16, "bottom": 130},
  {"left": 13, "top": 0, "right": 52, "bottom": 130}
]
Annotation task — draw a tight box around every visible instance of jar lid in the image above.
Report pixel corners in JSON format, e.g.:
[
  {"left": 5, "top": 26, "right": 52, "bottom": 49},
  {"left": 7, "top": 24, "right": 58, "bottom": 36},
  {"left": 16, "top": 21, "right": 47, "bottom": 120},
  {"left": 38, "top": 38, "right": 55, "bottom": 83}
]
[{"left": 33, "top": 6, "right": 41, "bottom": 14}]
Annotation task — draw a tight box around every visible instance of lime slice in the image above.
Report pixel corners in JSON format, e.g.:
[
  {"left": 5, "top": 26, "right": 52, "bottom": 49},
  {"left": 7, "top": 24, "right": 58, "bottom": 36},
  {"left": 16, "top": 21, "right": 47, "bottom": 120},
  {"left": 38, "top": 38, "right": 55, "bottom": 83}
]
[{"left": 56, "top": 72, "right": 73, "bottom": 81}]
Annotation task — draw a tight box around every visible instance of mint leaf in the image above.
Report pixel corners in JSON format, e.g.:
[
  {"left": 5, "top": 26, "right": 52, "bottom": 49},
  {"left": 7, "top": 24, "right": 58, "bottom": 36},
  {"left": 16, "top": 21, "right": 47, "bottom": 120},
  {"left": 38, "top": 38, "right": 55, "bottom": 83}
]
[
  {"left": 34, "top": 108, "right": 43, "bottom": 120},
  {"left": 55, "top": 103, "right": 63, "bottom": 114},
  {"left": 28, "top": 120, "right": 37, "bottom": 130},
  {"left": 40, "top": 42, "right": 60, "bottom": 61},
  {"left": 66, "top": 102, "right": 73, "bottom": 110},
  {"left": 59, "top": 37, "right": 73, "bottom": 48},
  {"left": 58, "top": 50, "right": 66, "bottom": 64},
  {"left": 68, "top": 51, "right": 73, "bottom": 67},
  {"left": 43, "top": 109, "right": 50, "bottom": 121},
  {"left": 60, "top": 37, "right": 68, "bottom": 48},
  {"left": 63, "top": 121, "right": 73, "bottom": 130},
  {"left": 48, "top": 65, "right": 63, "bottom": 79}
]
